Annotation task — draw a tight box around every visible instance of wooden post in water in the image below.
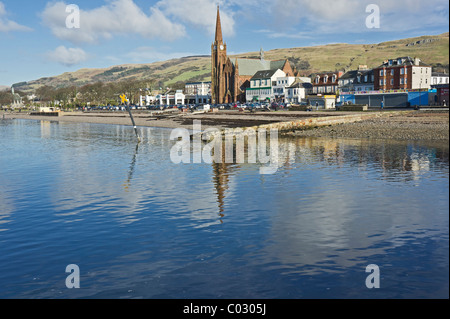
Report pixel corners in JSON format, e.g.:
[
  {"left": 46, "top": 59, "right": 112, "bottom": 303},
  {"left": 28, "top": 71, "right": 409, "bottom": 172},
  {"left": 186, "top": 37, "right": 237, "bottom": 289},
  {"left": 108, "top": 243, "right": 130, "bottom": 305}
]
[{"left": 120, "top": 94, "right": 141, "bottom": 143}]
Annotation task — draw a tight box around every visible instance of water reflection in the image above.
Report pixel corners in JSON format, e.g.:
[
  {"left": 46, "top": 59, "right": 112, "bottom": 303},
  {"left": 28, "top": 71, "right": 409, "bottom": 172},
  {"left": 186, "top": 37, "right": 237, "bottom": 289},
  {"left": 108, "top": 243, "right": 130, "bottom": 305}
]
[
  {"left": 0, "top": 120, "right": 448, "bottom": 298},
  {"left": 123, "top": 143, "right": 140, "bottom": 192},
  {"left": 209, "top": 136, "right": 448, "bottom": 215},
  {"left": 0, "top": 185, "right": 14, "bottom": 232}
]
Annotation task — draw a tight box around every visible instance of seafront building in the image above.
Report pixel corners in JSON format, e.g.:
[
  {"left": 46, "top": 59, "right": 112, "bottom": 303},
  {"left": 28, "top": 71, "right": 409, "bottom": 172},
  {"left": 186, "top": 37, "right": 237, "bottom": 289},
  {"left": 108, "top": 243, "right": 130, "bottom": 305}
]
[
  {"left": 338, "top": 66, "right": 375, "bottom": 93},
  {"left": 312, "top": 71, "right": 343, "bottom": 95},
  {"left": 373, "top": 57, "right": 432, "bottom": 91},
  {"left": 431, "top": 72, "right": 449, "bottom": 85},
  {"left": 246, "top": 69, "right": 287, "bottom": 103},
  {"left": 285, "top": 80, "right": 313, "bottom": 104},
  {"left": 184, "top": 82, "right": 211, "bottom": 105}
]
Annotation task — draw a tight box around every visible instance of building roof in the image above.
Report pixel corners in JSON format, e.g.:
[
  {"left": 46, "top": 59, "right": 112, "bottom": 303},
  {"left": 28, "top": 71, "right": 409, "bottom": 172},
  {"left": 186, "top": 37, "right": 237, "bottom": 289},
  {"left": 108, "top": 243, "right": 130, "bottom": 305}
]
[
  {"left": 288, "top": 79, "right": 313, "bottom": 89},
  {"left": 375, "top": 56, "right": 431, "bottom": 69},
  {"left": 339, "top": 70, "right": 359, "bottom": 80},
  {"left": 313, "top": 71, "right": 343, "bottom": 86},
  {"left": 232, "top": 58, "right": 287, "bottom": 76},
  {"left": 432, "top": 72, "right": 449, "bottom": 77},
  {"left": 251, "top": 69, "right": 280, "bottom": 80}
]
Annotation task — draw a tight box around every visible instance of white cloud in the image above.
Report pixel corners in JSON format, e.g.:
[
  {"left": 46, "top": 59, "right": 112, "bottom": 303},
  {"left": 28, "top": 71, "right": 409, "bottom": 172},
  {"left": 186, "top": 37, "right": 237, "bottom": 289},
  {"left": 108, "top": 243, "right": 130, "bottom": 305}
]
[
  {"left": 268, "top": 0, "right": 449, "bottom": 34},
  {"left": 0, "top": 1, "right": 32, "bottom": 32},
  {"left": 46, "top": 46, "right": 89, "bottom": 66},
  {"left": 156, "top": 0, "right": 235, "bottom": 37},
  {"left": 41, "top": 0, "right": 186, "bottom": 44}
]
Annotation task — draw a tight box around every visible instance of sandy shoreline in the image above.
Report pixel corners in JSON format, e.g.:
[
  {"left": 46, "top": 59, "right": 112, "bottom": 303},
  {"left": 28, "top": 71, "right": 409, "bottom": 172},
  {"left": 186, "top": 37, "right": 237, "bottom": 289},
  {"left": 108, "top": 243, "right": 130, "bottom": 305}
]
[
  {"left": 2, "top": 110, "right": 356, "bottom": 130},
  {"left": 2, "top": 109, "right": 449, "bottom": 141}
]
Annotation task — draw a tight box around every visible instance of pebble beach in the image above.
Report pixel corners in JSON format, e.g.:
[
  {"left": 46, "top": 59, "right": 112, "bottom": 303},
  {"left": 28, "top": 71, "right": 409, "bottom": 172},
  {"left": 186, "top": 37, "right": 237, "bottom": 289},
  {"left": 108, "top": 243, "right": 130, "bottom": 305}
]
[{"left": 291, "top": 111, "right": 449, "bottom": 140}]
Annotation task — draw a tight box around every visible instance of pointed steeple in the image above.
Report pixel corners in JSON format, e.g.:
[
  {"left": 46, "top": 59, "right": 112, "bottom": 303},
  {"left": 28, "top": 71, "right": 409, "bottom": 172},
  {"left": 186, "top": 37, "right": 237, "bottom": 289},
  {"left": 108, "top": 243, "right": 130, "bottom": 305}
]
[{"left": 215, "top": 5, "right": 223, "bottom": 44}]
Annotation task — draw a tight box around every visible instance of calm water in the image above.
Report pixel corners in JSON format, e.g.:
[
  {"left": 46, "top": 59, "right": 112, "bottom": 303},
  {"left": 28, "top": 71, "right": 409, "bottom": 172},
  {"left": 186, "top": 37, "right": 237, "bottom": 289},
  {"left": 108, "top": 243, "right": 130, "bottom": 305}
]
[{"left": 0, "top": 119, "right": 448, "bottom": 299}]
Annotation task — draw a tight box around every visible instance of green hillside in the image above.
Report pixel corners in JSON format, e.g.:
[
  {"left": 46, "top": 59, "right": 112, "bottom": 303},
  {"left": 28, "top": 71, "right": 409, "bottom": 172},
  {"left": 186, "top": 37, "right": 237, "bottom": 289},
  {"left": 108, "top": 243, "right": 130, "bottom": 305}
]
[{"left": 13, "top": 32, "right": 449, "bottom": 94}]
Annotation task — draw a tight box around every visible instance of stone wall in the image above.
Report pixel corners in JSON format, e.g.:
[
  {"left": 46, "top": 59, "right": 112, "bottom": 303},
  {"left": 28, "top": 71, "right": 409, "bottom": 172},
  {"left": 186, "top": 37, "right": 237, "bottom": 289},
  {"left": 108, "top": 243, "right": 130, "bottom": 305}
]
[{"left": 202, "top": 111, "right": 410, "bottom": 141}]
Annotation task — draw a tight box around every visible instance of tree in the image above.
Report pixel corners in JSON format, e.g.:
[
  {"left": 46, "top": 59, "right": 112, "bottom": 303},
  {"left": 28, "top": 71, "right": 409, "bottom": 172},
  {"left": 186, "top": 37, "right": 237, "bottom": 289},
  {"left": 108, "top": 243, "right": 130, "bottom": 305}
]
[
  {"left": 36, "top": 85, "right": 56, "bottom": 104},
  {"left": 0, "top": 91, "right": 13, "bottom": 105}
]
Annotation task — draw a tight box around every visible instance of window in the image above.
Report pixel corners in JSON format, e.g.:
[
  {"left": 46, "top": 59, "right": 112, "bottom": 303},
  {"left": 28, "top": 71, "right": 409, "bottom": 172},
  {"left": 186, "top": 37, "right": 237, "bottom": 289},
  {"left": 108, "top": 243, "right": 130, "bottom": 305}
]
[
  {"left": 391, "top": 69, "right": 394, "bottom": 76},
  {"left": 405, "top": 78, "right": 407, "bottom": 84},
  {"left": 380, "top": 70, "right": 384, "bottom": 76},
  {"left": 400, "top": 69, "right": 404, "bottom": 75},
  {"left": 390, "top": 79, "right": 394, "bottom": 85},
  {"left": 400, "top": 78, "right": 404, "bottom": 85},
  {"left": 365, "top": 75, "right": 368, "bottom": 82},
  {"left": 380, "top": 79, "right": 384, "bottom": 86}
]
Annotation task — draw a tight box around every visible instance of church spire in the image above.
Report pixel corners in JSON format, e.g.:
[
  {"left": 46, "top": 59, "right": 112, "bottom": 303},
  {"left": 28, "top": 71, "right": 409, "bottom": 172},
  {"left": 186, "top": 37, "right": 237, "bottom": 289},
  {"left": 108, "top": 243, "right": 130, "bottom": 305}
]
[{"left": 215, "top": 5, "right": 223, "bottom": 44}]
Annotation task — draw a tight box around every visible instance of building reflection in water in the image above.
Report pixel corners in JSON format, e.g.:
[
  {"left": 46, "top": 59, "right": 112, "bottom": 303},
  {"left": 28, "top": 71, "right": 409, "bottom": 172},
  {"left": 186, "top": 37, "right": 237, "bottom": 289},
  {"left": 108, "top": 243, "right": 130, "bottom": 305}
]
[
  {"left": 208, "top": 135, "right": 448, "bottom": 221},
  {"left": 211, "top": 141, "right": 240, "bottom": 221},
  {"left": 275, "top": 137, "right": 448, "bottom": 182}
]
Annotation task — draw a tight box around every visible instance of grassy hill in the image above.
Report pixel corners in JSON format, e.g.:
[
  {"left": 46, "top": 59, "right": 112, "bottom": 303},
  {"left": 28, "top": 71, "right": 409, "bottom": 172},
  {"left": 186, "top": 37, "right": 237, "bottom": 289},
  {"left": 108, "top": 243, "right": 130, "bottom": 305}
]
[{"left": 13, "top": 32, "right": 449, "bottom": 94}]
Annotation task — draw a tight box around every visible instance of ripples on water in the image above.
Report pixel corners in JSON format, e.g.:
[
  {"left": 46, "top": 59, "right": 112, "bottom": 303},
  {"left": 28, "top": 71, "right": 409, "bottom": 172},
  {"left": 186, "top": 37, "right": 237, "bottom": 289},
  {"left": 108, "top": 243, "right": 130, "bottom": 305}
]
[{"left": 0, "top": 119, "right": 448, "bottom": 299}]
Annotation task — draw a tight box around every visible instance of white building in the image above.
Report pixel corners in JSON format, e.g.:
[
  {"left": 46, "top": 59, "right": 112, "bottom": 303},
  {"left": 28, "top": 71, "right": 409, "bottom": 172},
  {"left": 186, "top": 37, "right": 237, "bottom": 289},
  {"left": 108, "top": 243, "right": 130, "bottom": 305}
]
[
  {"left": 185, "top": 82, "right": 211, "bottom": 96},
  {"left": 431, "top": 72, "right": 449, "bottom": 86},
  {"left": 139, "top": 94, "right": 156, "bottom": 106},
  {"left": 246, "top": 69, "right": 286, "bottom": 103},
  {"left": 285, "top": 80, "right": 313, "bottom": 104},
  {"left": 273, "top": 76, "right": 296, "bottom": 102},
  {"left": 411, "top": 59, "right": 432, "bottom": 90},
  {"left": 185, "top": 82, "right": 211, "bottom": 105},
  {"left": 156, "top": 90, "right": 185, "bottom": 106}
]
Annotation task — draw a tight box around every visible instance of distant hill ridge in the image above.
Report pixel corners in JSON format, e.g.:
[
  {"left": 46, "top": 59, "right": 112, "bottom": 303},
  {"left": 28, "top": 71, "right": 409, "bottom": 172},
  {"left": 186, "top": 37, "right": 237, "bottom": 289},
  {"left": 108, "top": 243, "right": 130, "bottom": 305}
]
[{"left": 12, "top": 32, "right": 449, "bottom": 94}]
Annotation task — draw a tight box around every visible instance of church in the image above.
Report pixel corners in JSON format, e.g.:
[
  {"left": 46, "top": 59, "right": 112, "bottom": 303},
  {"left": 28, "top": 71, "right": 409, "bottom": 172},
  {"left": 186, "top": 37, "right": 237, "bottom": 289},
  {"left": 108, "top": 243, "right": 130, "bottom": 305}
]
[{"left": 211, "top": 6, "right": 297, "bottom": 104}]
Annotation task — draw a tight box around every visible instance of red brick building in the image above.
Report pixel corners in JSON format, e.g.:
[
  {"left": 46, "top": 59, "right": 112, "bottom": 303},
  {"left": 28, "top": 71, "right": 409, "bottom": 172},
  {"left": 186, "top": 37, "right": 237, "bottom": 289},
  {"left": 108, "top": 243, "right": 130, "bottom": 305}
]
[
  {"left": 373, "top": 57, "right": 432, "bottom": 91},
  {"left": 312, "top": 71, "right": 343, "bottom": 94}
]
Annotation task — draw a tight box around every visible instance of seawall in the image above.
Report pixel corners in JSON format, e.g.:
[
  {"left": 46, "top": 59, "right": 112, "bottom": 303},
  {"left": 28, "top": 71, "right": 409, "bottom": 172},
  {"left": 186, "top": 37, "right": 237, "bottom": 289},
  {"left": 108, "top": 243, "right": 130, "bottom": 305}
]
[{"left": 201, "top": 111, "right": 413, "bottom": 140}]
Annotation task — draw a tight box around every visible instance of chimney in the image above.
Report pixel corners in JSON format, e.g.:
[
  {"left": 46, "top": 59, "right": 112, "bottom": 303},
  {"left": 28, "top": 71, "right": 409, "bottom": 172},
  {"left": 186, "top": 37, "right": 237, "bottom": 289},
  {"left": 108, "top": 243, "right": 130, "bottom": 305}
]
[{"left": 414, "top": 57, "right": 421, "bottom": 66}]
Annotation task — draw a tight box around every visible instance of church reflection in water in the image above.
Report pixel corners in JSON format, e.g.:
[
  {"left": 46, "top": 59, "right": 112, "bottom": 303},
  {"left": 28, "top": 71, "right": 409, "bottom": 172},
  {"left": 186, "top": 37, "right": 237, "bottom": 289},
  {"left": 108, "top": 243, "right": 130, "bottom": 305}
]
[{"left": 211, "top": 141, "right": 240, "bottom": 221}]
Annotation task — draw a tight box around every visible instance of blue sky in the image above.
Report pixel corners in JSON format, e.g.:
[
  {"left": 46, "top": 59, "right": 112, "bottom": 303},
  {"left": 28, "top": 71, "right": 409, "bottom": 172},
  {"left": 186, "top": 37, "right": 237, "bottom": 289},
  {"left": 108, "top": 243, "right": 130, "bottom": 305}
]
[{"left": 0, "top": 0, "right": 448, "bottom": 87}]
